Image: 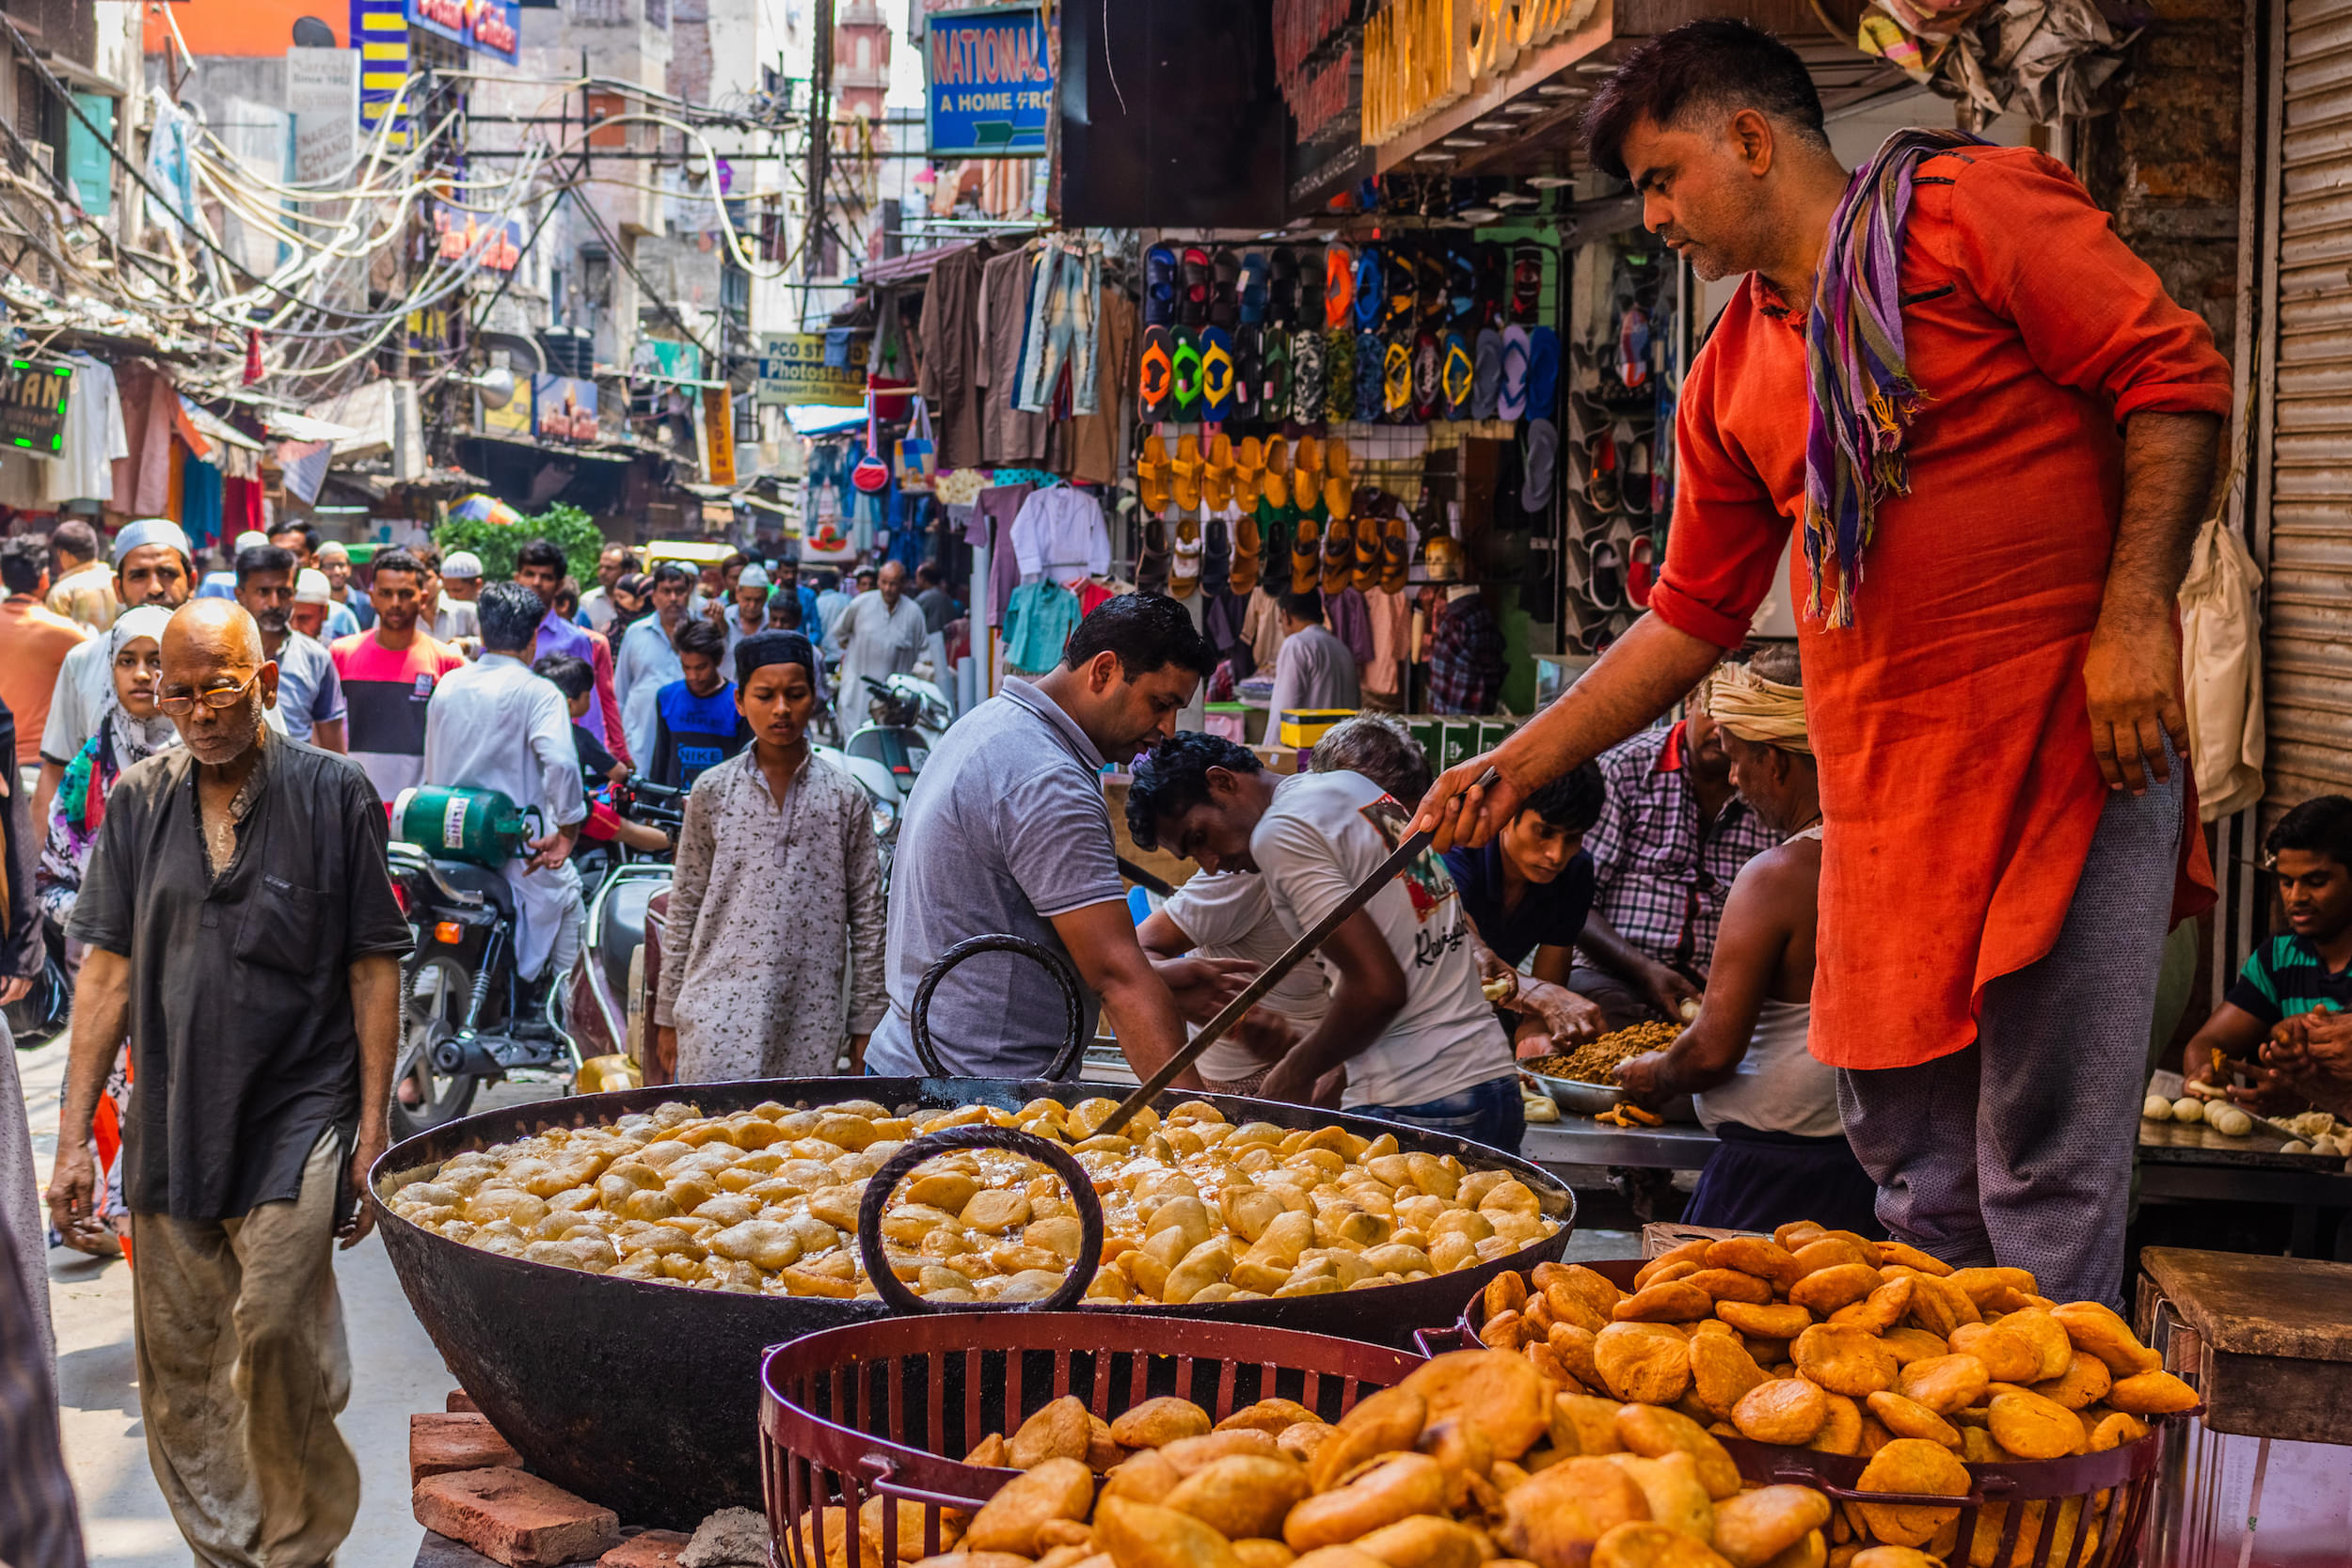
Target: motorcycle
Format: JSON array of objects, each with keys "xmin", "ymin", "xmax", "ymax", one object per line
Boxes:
[
  {"xmin": 387, "ymin": 838, "xmax": 571, "ymax": 1140},
  {"xmin": 561, "ymin": 743, "xmax": 903, "ymax": 1083}
]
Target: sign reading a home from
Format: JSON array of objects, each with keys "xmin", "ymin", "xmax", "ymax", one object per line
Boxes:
[{"xmin": 926, "ymin": 6, "xmax": 1052, "ymax": 159}]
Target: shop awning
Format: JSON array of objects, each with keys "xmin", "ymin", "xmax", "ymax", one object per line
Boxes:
[{"xmin": 854, "ymin": 239, "xmax": 982, "ymax": 290}]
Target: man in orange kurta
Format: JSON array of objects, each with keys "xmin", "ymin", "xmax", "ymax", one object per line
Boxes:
[{"xmin": 1418, "ymin": 21, "xmax": 2229, "ymax": 1305}]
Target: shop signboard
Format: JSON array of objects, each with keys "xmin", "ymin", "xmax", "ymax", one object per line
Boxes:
[
  {"xmin": 405, "ymin": 0, "xmax": 521, "ymax": 64},
  {"xmin": 433, "ymin": 206, "xmax": 524, "ymax": 271},
  {"xmin": 0, "ymin": 359, "xmax": 72, "ymax": 455},
  {"xmin": 286, "ymin": 46, "xmax": 358, "ymax": 182},
  {"xmin": 1359, "ymin": 0, "xmax": 1599, "ymax": 145},
  {"xmin": 532, "ymin": 374, "xmax": 599, "ymax": 442},
  {"xmin": 926, "ymin": 5, "xmax": 1051, "ymax": 158},
  {"xmin": 702, "ymin": 386, "xmax": 737, "ymax": 487},
  {"xmin": 756, "ymin": 333, "xmax": 866, "ymax": 407}
]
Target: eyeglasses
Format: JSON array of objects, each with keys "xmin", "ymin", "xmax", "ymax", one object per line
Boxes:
[{"xmin": 156, "ymin": 672, "xmax": 261, "ymax": 717}]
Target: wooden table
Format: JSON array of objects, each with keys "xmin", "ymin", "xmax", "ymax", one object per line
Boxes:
[{"xmin": 2135, "ymin": 1120, "xmax": 2352, "ymax": 1257}]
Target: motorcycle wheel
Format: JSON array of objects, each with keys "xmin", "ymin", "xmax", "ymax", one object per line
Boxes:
[{"xmin": 391, "ymin": 952, "xmax": 481, "ymax": 1141}]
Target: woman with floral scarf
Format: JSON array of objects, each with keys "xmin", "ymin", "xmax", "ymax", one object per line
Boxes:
[{"xmin": 36, "ymin": 604, "xmax": 176, "ymax": 1254}]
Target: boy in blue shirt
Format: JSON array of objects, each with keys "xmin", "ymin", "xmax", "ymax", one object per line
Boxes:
[{"xmin": 650, "ymin": 618, "xmax": 749, "ymax": 791}]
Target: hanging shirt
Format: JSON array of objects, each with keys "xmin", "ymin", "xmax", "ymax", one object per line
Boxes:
[
  {"xmin": 650, "ymin": 679, "xmax": 750, "ymax": 791},
  {"xmin": 1249, "ymin": 770, "xmax": 1513, "ymax": 1109},
  {"xmin": 330, "ymin": 630, "xmax": 469, "ymax": 802},
  {"xmin": 1652, "ymin": 144, "xmax": 2228, "ymax": 1070},
  {"xmin": 421, "ymin": 652, "xmax": 589, "ymax": 981},
  {"xmin": 1009, "ymin": 486, "xmax": 1110, "ymax": 584},
  {"xmin": 44, "ymin": 356, "xmax": 130, "ymax": 503},
  {"xmin": 1002, "ymin": 580, "xmax": 1080, "ymax": 674}
]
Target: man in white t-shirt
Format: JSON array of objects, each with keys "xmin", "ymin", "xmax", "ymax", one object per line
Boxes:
[
  {"xmin": 1138, "ymin": 872, "xmax": 1330, "ymax": 1096},
  {"xmin": 1126, "ymin": 732, "xmax": 1522, "ymax": 1150}
]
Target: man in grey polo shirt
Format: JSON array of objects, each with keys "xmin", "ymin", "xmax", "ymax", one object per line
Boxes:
[{"xmin": 867, "ymin": 595, "xmax": 1239, "ymax": 1082}]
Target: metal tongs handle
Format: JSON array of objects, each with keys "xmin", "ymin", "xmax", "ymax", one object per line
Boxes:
[{"xmin": 1095, "ymin": 768, "xmax": 1499, "ymax": 1139}]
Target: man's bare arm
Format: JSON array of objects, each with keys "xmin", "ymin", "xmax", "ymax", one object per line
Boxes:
[
  {"xmin": 2085, "ymin": 410, "xmax": 2220, "ymax": 793},
  {"xmin": 1613, "ymin": 854, "xmax": 1793, "ymax": 1101},
  {"xmin": 342, "ymin": 952, "xmax": 402, "ymax": 1246},
  {"xmin": 1415, "ymin": 614, "xmax": 1724, "ymax": 851},
  {"xmin": 46, "ymin": 947, "xmax": 130, "ymax": 1239},
  {"xmin": 1259, "ymin": 911, "xmax": 1405, "ymax": 1105},
  {"xmin": 1050, "ymin": 899, "xmax": 1203, "ymax": 1090}
]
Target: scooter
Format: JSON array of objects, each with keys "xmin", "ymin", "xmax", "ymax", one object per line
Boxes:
[
  {"xmin": 561, "ymin": 743, "xmax": 904, "ymax": 1084},
  {"xmin": 843, "ymin": 671, "xmax": 950, "ymax": 805}
]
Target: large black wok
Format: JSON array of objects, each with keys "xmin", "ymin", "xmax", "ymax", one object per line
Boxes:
[{"xmin": 371, "ymin": 1076, "xmax": 1575, "ymax": 1528}]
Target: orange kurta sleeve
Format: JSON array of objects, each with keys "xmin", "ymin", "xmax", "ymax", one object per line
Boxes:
[{"xmin": 1648, "ymin": 308, "xmax": 1798, "ymax": 652}]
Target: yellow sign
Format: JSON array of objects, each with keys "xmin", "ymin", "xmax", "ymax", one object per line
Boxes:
[
  {"xmin": 755, "ymin": 333, "xmax": 868, "ymax": 408},
  {"xmin": 1361, "ymin": 0, "xmax": 1600, "ymax": 145},
  {"xmin": 702, "ymin": 385, "xmax": 737, "ymax": 487}
]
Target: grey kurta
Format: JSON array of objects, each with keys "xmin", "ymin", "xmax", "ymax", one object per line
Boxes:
[{"xmin": 656, "ymin": 748, "xmax": 886, "ymax": 1081}]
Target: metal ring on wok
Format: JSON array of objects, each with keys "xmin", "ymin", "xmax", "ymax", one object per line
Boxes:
[
  {"xmin": 854, "ymin": 1126, "xmax": 1106, "ymax": 1315},
  {"xmin": 908, "ymin": 934, "xmax": 1088, "ymax": 1081}
]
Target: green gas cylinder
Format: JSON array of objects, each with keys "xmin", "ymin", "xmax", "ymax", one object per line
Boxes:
[{"xmin": 390, "ymin": 785, "xmax": 535, "ymax": 867}]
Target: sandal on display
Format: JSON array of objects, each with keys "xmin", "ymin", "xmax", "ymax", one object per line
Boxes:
[
  {"xmin": 1179, "ymin": 246, "xmax": 1212, "ymax": 326},
  {"xmin": 1172, "ymin": 515, "xmax": 1203, "ymax": 598},
  {"xmin": 1170, "ymin": 329, "xmax": 1205, "ymax": 420},
  {"xmin": 1442, "ymin": 332, "xmax": 1474, "ymax": 421},
  {"xmin": 1268, "ymin": 246, "xmax": 1300, "ymax": 328},
  {"xmin": 1447, "ymin": 246, "xmax": 1478, "ymax": 325},
  {"xmin": 1382, "ymin": 511, "xmax": 1411, "ymax": 594},
  {"xmin": 1291, "ymin": 328, "xmax": 1327, "ymax": 424},
  {"xmin": 1295, "ymin": 434, "xmax": 1324, "ymax": 484},
  {"xmin": 1354, "ymin": 246, "xmax": 1384, "ymax": 332},
  {"xmin": 1291, "ymin": 512, "xmax": 1322, "ymax": 594},
  {"xmin": 1525, "ymin": 325, "xmax": 1560, "ymax": 420},
  {"xmin": 1497, "ymin": 325, "xmax": 1532, "ymax": 421},
  {"xmin": 1210, "ymin": 248, "xmax": 1242, "ymax": 328},
  {"xmin": 1171, "ymin": 434, "xmax": 1205, "ymax": 513},
  {"xmin": 1417, "ymin": 251, "xmax": 1447, "ymax": 330},
  {"xmin": 1323, "ymin": 243, "xmax": 1355, "ymax": 330},
  {"xmin": 1199, "ymin": 326, "xmax": 1237, "ymax": 421},
  {"xmin": 1234, "ymin": 436, "xmax": 1264, "ymax": 503},
  {"xmin": 1137, "ymin": 433, "xmax": 1172, "ymax": 513},
  {"xmin": 1510, "ymin": 243, "xmax": 1543, "ymax": 322},
  {"xmin": 1588, "ymin": 537, "xmax": 1624, "ymax": 610},
  {"xmin": 1231, "ymin": 325, "xmax": 1263, "ymax": 426},
  {"xmin": 1325, "ymin": 435, "xmax": 1351, "ymax": 486},
  {"xmin": 1201, "ymin": 513, "xmax": 1232, "ymax": 596},
  {"xmin": 1138, "ymin": 326, "xmax": 1175, "ymax": 420},
  {"xmin": 1475, "ymin": 241, "xmax": 1507, "ymax": 326},
  {"xmin": 1238, "ymin": 250, "xmax": 1270, "ymax": 325},
  {"xmin": 1471, "ymin": 328, "xmax": 1503, "ymax": 420},
  {"xmin": 1624, "ymin": 436, "xmax": 1653, "ymax": 517},
  {"xmin": 1617, "ymin": 303, "xmax": 1653, "ymax": 389},
  {"xmin": 1136, "ymin": 515, "xmax": 1170, "ymax": 594},
  {"xmin": 1412, "ymin": 331, "xmax": 1440, "ymax": 423},
  {"xmin": 1144, "ymin": 244, "xmax": 1179, "ymax": 329},
  {"xmin": 1356, "ymin": 332, "xmax": 1385, "ymax": 423},
  {"xmin": 1353, "ymin": 494, "xmax": 1384, "ymax": 591},
  {"xmin": 1260, "ymin": 326, "xmax": 1292, "ymax": 420},
  {"xmin": 1381, "ymin": 333, "xmax": 1413, "ymax": 422},
  {"xmin": 1520, "ymin": 418, "xmax": 1559, "ymax": 513},
  {"xmin": 1231, "ymin": 509, "xmax": 1263, "ymax": 594},
  {"xmin": 1327, "ymin": 329, "xmax": 1357, "ymax": 424},
  {"xmin": 1584, "ymin": 426, "xmax": 1618, "ymax": 512},
  {"xmin": 1203, "ymin": 433, "xmax": 1235, "ymax": 512},
  {"xmin": 1321, "ymin": 488, "xmax": 1354, "ymax": 594},
  {"xmin": 1627, "ymin": 534, "xmax": 1656, "ymax": 607}
]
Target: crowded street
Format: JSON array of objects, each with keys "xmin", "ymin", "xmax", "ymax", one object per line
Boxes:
[{"xmin": 6, "ymin": 0, "xmax": 2352, "ymax": 1562}]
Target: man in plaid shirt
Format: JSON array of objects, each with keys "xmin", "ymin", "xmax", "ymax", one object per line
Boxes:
[
  {"xmin": 1573, "ymin": 690, "xmax": 1779, "ymax": 1027},
  {"xmin": 1427, "ymin": 590, "xmax": 1505, "ymax": 714}
]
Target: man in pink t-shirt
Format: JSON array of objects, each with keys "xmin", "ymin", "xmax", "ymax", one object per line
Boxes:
[{"xmin": 330, "ymin": 548, "xmax": 466, "ymax": 801}]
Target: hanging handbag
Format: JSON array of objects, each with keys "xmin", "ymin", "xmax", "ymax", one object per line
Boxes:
[
  {"xmin": 851, "ymin": 392, "xmax": 891, "ymax": 494},
  {"xmin": 894, "ymin": 395, "xmax": 937, "ymax": 493}
]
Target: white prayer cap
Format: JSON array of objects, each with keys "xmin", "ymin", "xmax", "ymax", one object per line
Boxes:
[
  {"xmin": 113, "ymin": 518, "xmax": 192, "ymax": 568},
  {"xmin": 294, "ymin": 568, "xmax": 333, "ymax": 604},
  {"xmin": 441, "ymin": 551, "xmax": 484, "ymax": 579},
  {"xmin": 738, "ymin": 564, "xmax": 771, "ymax": 591}
]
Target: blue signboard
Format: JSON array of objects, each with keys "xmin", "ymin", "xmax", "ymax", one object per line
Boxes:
[
  {"xmin": 926, "ymin": 6, "xmax": 1051, "ymax": 158},
  {"xmin": 405, "ymin": 0, "xmax": 521, "ymax": 64}
]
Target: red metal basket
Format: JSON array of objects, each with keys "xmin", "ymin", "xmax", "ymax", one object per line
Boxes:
[
  {"xmin": 1438, "ymin": 1259, "xmax": 2182, "ymax": 1568},
  {"xmin": 759, "ymin": 1125, "xmax": 1431, "ymax": 1568}
]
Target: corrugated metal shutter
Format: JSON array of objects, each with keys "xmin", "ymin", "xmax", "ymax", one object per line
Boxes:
[{"xmin": 2268, "ymin": 0, "xmax": 2352, "ymax": 808}]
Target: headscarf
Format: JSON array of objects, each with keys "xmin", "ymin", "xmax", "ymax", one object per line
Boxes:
[
  {"xmin": 55, "ymin": 605, "xmax": 180, "ymax": 834},
  {"xmin": 112, "ymin": 517, "xmax": 192, "ymax": 569},
  {"xmin": 1707, "ymin": 660, "xmax": 1810, "ymax": 755},
  {"xmin": 736, "ymin": 630, "xmax": 815, "ymax": 687}
]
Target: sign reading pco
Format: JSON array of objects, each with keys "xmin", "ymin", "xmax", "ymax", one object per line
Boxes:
[{"xmin": 1360, "ymin": 0, "xmax": 1601, "ymax": 145}]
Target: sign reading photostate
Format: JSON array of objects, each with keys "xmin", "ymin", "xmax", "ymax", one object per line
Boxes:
[
  {"xmin": 926, "ymin": 6, "xmax": 1051, "ymax": 158},
  {"xmin": 756, "ymin": 334, "xmax": 866, "ymax": 408}
]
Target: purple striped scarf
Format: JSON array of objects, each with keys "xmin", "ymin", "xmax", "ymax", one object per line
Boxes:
[{"xmin": 1803, "ymin": 128, "xmax": 1988, "ymax": 628}]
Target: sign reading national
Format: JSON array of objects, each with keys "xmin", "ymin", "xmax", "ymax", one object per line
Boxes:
[{"xmin": 926, "ymin": 6, "xmax": 1051, "ymax": 159}]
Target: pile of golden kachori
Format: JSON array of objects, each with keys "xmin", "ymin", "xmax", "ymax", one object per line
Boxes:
[
  {"xmin": 1457, "ymin": 1220, "xmax": 2198, "ymax": 1565},
  {"xmin": 386, "ymin": 1096, "xmax": 1561, "ymax": 1305},
  {"xmin": 801, "ymin": 1347, "xmax": 1882, "ymax": 1568}
]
